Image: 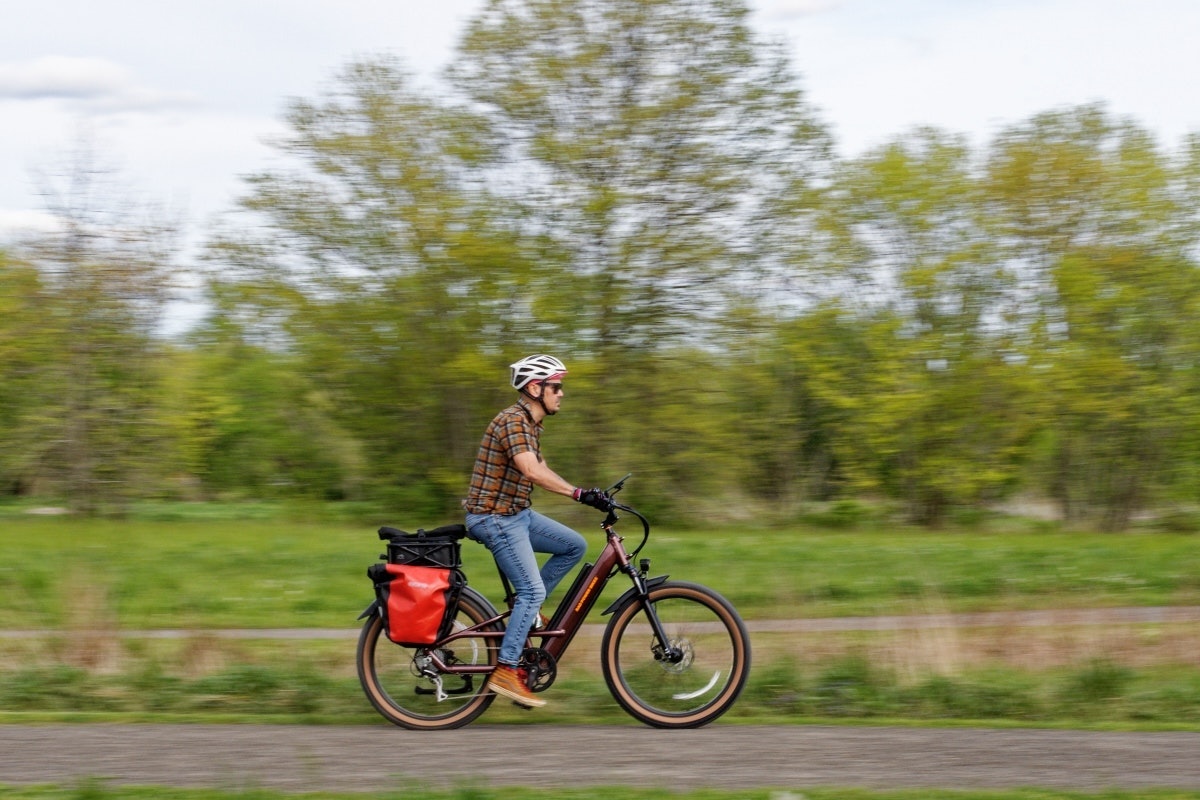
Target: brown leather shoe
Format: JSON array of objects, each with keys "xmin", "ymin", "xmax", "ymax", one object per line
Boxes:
[{"xmin": 487, "ymin": 664, "xmax": 546, "ymax": 708}]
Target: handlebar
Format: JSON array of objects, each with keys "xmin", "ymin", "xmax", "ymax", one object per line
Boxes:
[{"xmin": 598, "ymin": 474, "xmax": 651, "ymax": 559}]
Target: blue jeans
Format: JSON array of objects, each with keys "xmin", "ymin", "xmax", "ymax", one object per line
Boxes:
[{"xmin": 465, "ymin": 509, "xmax": 587, "ymax": 666}]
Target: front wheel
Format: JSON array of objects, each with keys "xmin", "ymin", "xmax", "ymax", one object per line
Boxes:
[
  {"xmin": 357, "ymin": 586, "xmax": 501, "ymax": 730},
  {"xmin": 601, "ymin": 580, "xmax": 750, "ymax": 728}
]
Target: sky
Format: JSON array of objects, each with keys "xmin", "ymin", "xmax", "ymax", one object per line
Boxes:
[{"xmin": 3, "ymin": 0, "xmax": 1199, "ymax": 251}]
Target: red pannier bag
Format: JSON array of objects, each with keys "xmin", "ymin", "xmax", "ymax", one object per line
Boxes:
[
  {"xmin": 368, "ymin": 525, "xmax": 467, "ymax": 646},
  {"xmin": 370, "ymin": 562, "xmax": 465, "ymax": 646}
]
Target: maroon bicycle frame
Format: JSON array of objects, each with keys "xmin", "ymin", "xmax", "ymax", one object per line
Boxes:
[{"xmin": 422, "ymin": 520, "xmax": 654, "ymax": 675}]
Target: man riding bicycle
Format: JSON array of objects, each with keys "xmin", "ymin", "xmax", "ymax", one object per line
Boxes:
[{"xmin": 463, "ymin": 354, "xmax": 612, "ymax": 708}]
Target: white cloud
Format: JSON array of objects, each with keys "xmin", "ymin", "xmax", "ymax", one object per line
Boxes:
[
  {"xmin": 0, "ymin": 56, "xmax": 128, "ymax": 99},
  {"xmin": 0, "ymin": 56, "xmax": 196, "ymax": 112}
]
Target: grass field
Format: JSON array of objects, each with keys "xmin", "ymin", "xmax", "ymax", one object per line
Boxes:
[
  {"xmin": 1, "ymin": 503, "xmax": 1199, "ymax": 727},
  {"xmin": 3, "ymin": 506, "xmax": 1200, "ymax": 630}
]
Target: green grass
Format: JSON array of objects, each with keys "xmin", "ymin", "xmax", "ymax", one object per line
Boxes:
[
  {"xmin": 2, "ymin": 510, "xmax": 1200, "ymax": 630},
  {"xmin": 735, "ymin": 655, "xmax": 1200, "ymax": 726},
  {"xmin": 2, "ymin": 503, "xmax": 1200, "ymax": 729},
  {"xmin": 3, "ymin": 783, "xmax": 1200, "ymax": 800},
  {"xmin": 4, "ymin": 641, "xmax": 1200, "ymax": 728}
]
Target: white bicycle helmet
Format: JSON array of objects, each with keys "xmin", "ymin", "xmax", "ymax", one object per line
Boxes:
[{"xmin": 509, "ymin": 354, "xmax": 567, "ymax": 391}]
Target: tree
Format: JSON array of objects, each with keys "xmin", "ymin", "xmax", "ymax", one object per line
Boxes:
[
  {"xmin": 785, "ymin": 129, "xmax": 1032, "ymax": 523},
  {"xmin": 8, "ymin": 145, "xmax": 180, "ymax": 513},
  {"xmin": 207, "ymin": 58, "xmax": 539, "ymax": 512},
  {"xmin": 157, "ymin": 323, "xmax": 367, "ymax": 501},
  {"xmin": 0, "ymin": 251, "xmax": 47, "ymax": 495},
  {"xmin": 984, "ymin": 105, "xmax": 1200, "ymax": 528},
  {"xmin": 450, "ymin": 0, "xmax": 831, "ymax": 484}
]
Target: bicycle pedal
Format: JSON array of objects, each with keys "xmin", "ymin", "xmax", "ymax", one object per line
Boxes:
[{"xmin": 512, "ymin": 700, "xmax": 535, "ymax": 710}]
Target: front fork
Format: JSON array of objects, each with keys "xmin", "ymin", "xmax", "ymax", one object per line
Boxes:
[{"xmin": 610, "ymin": 559, "xmax": 685, "ymax": 664}]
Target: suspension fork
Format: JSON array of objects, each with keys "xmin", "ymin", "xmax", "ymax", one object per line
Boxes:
[
  {"xmin": 630, "ymin": 572, "xmax": 685, "ymax": 663},
  {"xmin": 602, "ymin": 530, "xmax": 683, "ymax": 663}
]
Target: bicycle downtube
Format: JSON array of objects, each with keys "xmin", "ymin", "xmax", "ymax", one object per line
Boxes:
[{"xmin": 541, "ymin": 546, "xmax": 618, "ymax": 660}]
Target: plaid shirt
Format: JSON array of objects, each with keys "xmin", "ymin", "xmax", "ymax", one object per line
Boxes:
[{"xmin": 463, "ymin": 398, "xmax": 543, "ymax": 515}]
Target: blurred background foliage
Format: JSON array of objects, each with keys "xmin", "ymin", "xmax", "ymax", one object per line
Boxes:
[{"xmin": 2, "ymin": 0, "xmax": 1199, "ymax": 530}]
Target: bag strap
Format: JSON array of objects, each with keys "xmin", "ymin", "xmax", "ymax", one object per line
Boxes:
[
  {"xmin": 378, "ymin": 524, "xmax": 467, "ymax": 542},
  {"xmin": 419, "ymin": 524, "xmax": 468, "ymax": 540}
]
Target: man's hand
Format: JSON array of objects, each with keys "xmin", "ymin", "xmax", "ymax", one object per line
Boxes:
[{"xmin": 574, "ymin": 487, "xmax": 614, "ymax": 512}]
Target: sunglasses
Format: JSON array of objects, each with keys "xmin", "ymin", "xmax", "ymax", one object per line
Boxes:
[{"xmin": 541, "ymin": 382, "xmax": 564, "ymax": 394}]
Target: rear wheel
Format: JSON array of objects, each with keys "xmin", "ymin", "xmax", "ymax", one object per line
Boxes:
[
  {"xmin": 601, "ymin": 581, "xmax": 750, "ymax": 728},
  {"xmin": 357, "ymin": 587, "xmax": 501, "ymax": 730}
]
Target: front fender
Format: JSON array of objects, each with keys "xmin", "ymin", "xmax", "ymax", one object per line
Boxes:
[
  {"xmin": 601, "ymin": 575, "xmax": 669, "ymax": 615},
  {"xmin": 357, "ymin": 599, "xmax": 379, "ymax": 621}
]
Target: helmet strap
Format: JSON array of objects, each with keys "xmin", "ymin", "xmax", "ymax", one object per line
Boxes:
[{"xmin": 523, "ymin": 383, "xmax": 556, "ymax": 416}]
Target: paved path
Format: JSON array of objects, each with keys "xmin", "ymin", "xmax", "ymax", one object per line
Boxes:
[{"xmin": 3, "ymin": 724, "xmax": 1200, "ymax": 792}]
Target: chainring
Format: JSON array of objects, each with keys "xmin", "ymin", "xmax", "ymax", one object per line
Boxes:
[{"xmin": 519, "ymin": 647, "xmax": 558, "ymax": 692}]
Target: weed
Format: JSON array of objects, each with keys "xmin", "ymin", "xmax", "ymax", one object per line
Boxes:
[{"xmin": 1060, "ymin": 659, "xmax": 1135, "ymax": 705}]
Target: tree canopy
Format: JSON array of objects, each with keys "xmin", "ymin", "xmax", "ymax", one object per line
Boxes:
[{"xmin": 3, "ymin": 0, "xmax": 1198, "ymax": 529}]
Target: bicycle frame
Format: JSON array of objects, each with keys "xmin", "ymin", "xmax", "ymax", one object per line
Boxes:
[
  {"xmin": 357, "ymin": 477, "xmax": 750, "ymax": 729},
  {"xmin": 419, "ymin": 504, "xmax": 668, "ymax": 676}
]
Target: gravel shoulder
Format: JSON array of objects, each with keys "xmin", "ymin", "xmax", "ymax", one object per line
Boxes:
[{"xmin": 4, "ymin": 723, "xmax": 1200, "ymax": 792}]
